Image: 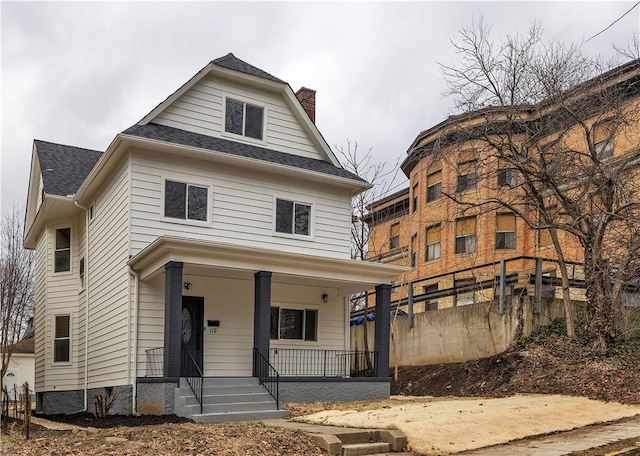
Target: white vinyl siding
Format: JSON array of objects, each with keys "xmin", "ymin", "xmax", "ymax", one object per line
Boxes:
[
  {"xmin": 85, "ymin": 159, "xmax": 131, "ymax": 388},
  {"xmin": 34, "ymin": 231, "xmax": 47, "ymax": 391},
  {"xmin": 129, "ymin": 150, "xmax": 352, "ymax": 259},
  {"xmin": 43, "ymin": 219, "xmax": 80, "ymax": 390},
  {"xmin": 136, "ymin": 275, "xmax": 346, "ymax": 378},
  {"xmin": 152, "ymin": 75, "xmax": 322, "ymax": 160}
]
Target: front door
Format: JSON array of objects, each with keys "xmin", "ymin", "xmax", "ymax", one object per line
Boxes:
[{"xmin": 181, "ymin": 296, "xmax": 204, "ymax": 376}]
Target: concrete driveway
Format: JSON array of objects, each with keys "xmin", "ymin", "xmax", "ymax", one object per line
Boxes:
[{"xmin": 295, "ymin": 395, "xmax": 640, "ymax": 455}]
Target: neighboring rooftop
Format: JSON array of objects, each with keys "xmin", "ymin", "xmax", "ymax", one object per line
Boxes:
[
  {"xmin": 3, "ymin": 338, "xmax": 34, "ymax": 354},
  {"xmin": 122, "ymin": 123, "xmax": 366, "ymax": 183},
  {"xmin": 35, "ymin": 140, "xmax": 103, "ymax": 197},
  {"xmin": 211, "ymin": 53, "xmax": 285, "ymax": 84}
]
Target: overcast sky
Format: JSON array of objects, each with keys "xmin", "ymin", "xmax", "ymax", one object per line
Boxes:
[{"xmin": 2, "ymin": 1, "xmax": 639, "ymax": 212}]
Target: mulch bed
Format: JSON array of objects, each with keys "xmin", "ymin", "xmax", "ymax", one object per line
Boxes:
[{"xmin": 41, "ymin": 412, "xmax": 192, "ymax": 429}]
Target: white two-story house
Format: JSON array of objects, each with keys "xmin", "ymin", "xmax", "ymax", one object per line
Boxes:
[{"xmin": 23, "ymin": 54, "xmax": 406, "ymax": 421}]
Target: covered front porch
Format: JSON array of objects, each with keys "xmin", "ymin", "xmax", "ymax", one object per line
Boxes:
[{"xmin": 129, "ymin": 237, "xmax": 407, "ymax": 416}]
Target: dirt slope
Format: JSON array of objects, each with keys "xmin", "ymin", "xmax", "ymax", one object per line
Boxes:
[{"xmin": 391, "ymin": 325, "xmax": 640, "ymax": 405}]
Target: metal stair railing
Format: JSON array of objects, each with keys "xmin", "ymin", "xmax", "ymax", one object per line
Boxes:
[{"xmin": 253, "ymin": 348, "xmax": 280, "ymax": 409}]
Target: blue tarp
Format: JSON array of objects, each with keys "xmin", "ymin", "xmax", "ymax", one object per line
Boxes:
[{"xmin": 349, "ymin": 309, "xmax": 407, "ymax": 326}]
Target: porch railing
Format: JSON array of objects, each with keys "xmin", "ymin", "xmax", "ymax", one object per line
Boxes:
[
  {"xmin": 269, "ymin": 349, "xmax": 377, "ymax": 378},
  {"xmin": 181, "ymin": 348, "xmax": 203, "ymax": 415},
  {"xmin": 145, "ymin": 348, "xmax": 163, "ymax": 377},
  {"xmin": 253, "ymin": 348, "xmax": 280, "ymax": 409}
]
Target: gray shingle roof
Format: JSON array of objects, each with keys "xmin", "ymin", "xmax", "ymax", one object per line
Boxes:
[
  {"xmin": 212, "ymin": 53, "xmax": 285, "ymax": 84},
  {"xmin": 34, "ymin": 140, "xmax": 103, "ymax": 196},
  {"xmin": 122, "ymin": 123, "xmax": 366, "ymax": 183}
]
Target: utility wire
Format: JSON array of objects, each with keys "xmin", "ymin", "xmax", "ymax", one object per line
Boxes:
[{"xmin": 586, "ymin": 2, "xmax": 640, "ymax": 42}]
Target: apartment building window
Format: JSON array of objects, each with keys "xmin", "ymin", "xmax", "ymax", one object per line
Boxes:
[
  {"xmin": 593, "ymin": 119, "xmax": 614, "ymax": 160},
  {"xmin": 410, "ymin": 234, "xmax": 417, "ymax": 267},
  {"xmin": 225, "ymin": 98, "xmax": 264, "ymax": 140},
  {"xmin": 423, "ymin": 284, "xmax": 439, "ymax": 311},
  {"xmin": 455, "ymin": 216, "xmax": 477, "ymax": 254},
  {"xmin": 164, "ymin": 180, "xmax": 209, "ymax": 222},
  {"xmin": 427, "ymin": 170, "xmax": 442, "ymax": 202},
  {"xmin": 54, "ymin": 315, "xmax": 70, "ymax": 363},
  {"xmin": 270, "ymin": 307, "xmax": 317, "ymax": 341},
  {"xmin": 425, "ymin": 224, "xmax": 441, "ymax": 261},
  {"xmin": 54, "ymin": 228, "xmax": 71, "ymax": 273},
  {"xmin": 496, "ymin": 213, "xmax": 516, "ymax": 250},
  {"xmin": 455, "ymin": 279, "xmax": 476, "ymax": 306},
  {"xmin": 497, "ymin": 168, "xmax": 518, "ymax": 188},
  {"xmin": 457, "ymin": 160, "xmax": 478, "ymax": 193},
  {"xmin": 275, "ymin": 198, "xmax": 311, "ymax": 236},
  {"xmin": 389, "ymin": 223, "xmax": 400, "ymax": 250},
  {"xmin": 412, "ymin": 183, "xmax": 419, "ymax": 212},
  {"xmin": 79, "ymin": 257, "xmax": 85, "ymax": 289}
]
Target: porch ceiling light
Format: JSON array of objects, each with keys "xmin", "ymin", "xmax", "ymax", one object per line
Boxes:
[
  {"xmin": 322, "ymin": 293, "xmax": 328, "ymax": 303},
  {"xmin": 184, "ymin": 282, "xmax": 192, "ymax": 290}
]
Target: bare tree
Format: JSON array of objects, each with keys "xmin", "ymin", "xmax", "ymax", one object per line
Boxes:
[
  {"xmin": 438, "ymin": 19, "xmax": 640, "ymax": 348},
  {"xmin": 336, "ymin": 139, "xmax": 401, "ymax": 311},
  {"xmin": 1, "ymin": 205, "xmax": 34, "ymax": 390}
]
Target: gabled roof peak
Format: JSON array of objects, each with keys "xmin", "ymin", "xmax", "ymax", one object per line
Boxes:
[{"xmin": 211, "ymin": 53, "xmax": 285, "ymax": 84}]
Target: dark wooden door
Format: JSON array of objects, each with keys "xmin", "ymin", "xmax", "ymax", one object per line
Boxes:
[{"xmin": 181, "ymin": 296, "xmax": 204, "ymax": 375}]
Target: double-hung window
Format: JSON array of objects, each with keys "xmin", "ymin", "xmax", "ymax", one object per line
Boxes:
[
  {"xmin": 270, "ymin": 307, "xmax": 318, "ymax": 341},
  {"xmin": 457, "ymin": 160, "xmax": 478, "ymax": 193},
  {"xmin": 455, "ymin": 279, "xmax": 476, "ymax": 306},
  {"xmin": 79, "ymin": 258, "xmax": 85, "ymax": 289},
  {"xmin": 164, "ymin": 180, "xmax": 209, "ymax": 222},
  {"xmin": 225, "ymin": 99, "xmax": 264, "ymax": 140},
  {"xmin": 54, "ymin": 315, "xmax": 70, "ymax": 363},
  {"xmin": 497, "ymin": 168, "xmax": 518, "ymax": 188},
  {"xmin": 389, "ymin": 222, "xmax": 400, "ymax": 250},
  {"xmin": 495, "ymin": 213, "xmax": 516, "ymax": 250},
  {"xmin": 412, "ymin": 183, "xmax": 419, "ymax": 212},
  {"xmin": 423, "ymin": 284, "xmax": 439, "ymax": 311},
  {"xmin": 426, "ymin": 168, "xmax": 442, "ymax": 202},
  {"xmin": 455, "ymin": 216, "xmax": 477, "ymax": 254},
  {"xmin": 410, "ymin": 234, "xmax": 417, "ymax": 267},
  {"xmin": 54, "ymin": 228, "xmax": 71, "ymax": 273},
  {"xmin": 275, "ymin": 198, "xmax": 311, "ymax": 236},
  {"xmin": 425, "ymin": 224, "xmax": 441, "ymax": 261},
  {"xmin": 593, "ymin": 120, "xmax": 615, "ymax": 160}
]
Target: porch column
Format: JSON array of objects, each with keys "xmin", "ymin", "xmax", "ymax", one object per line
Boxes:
[
  {"xmin": 164, "ymin": 261, "xmax": 183, "ymax": 379},
  {"xmin": 374, "ymin": 284, "xmax": 391, "ymax": 378},
  {"xmin": 253, "ymin": 271, "xmax": 272, "ymax": 375}
]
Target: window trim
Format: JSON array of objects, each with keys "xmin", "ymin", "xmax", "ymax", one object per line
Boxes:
[
  {"xmin": 53, "ymin": 226, "xmax": 72, "ymax": 274},
  {"xmin": 222, "ymin": 94, "xmax": 267, "ymax": 145},
  {"xmin": 272, "ymin": 196, "xmax": 315, "ymax": 240},
  {"xmin": 161, "ymin": 176, "xmax": 212, "ymax": 227},
  {"xmin": 270, "ymin": 306, "xmax": 319, "ymax": 343},
  {"xmin": 53, "ymin": 314, "xmax": 71, "ymax": 365}
]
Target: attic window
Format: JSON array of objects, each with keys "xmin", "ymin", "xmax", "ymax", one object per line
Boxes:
[{"xmin": 225, "ymin": 99, "xmax": 264, "ymax": 140}]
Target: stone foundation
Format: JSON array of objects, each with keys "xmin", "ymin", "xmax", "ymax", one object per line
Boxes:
[{"xmin": 278, "ymin": 378, "xmax": 390, "ymax": 403}]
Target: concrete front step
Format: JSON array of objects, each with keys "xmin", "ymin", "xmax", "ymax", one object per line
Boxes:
[
  {"xmin": 190, "ymin": 409, "xmax": 290, "ymax": 423},
  {"xmin": 180, "ymin": 377, "xmax": 260, "ymax": 388},
  {"xmin": 182, "ymin": 392, "xmax": 272, "ymax": 406},
  {"xmin": 184, "ymin": 400, "xmax": 280, "ymax": 415},
  {"xmin": 342, "ymin": 442, "xmax": 392, "ymax": 456}
]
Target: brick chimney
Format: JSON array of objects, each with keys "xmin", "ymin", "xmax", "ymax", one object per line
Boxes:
[{"xmin": 295, "ymin": 87, "xmax": 316, "ymax": 123}]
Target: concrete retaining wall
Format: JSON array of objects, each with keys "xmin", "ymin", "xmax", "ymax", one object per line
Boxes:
[{"xmin": 352, "ymin": 297, "xmax": 582, "ymax": 366}]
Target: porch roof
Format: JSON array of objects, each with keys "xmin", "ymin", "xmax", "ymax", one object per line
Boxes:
[{"xmin": 128, "ymin": 236, "xmax": 409, "ymax": 295}]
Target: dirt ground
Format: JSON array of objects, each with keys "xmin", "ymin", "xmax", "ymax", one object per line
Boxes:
[{"xmin": 0, "ymin": 415, "xmax": 325, "ymax": 456}]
